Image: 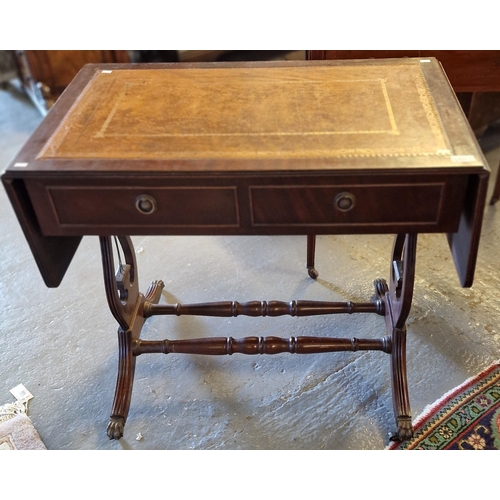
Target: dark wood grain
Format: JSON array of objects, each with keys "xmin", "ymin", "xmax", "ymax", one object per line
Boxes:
[
  {"xmin": 1, "ymin": 177, "xmax": 81, "ymax": 287},
  {"xmin": 22, "ymin": 173, "xmax": 468, "ymax": 237},
  {"xmin": 144, "ymin": 299, "xmax": 384, "ymax": 317},
  {"xmin": 133, "ymin": 336, "xmax": 392, "ymax": 356}
]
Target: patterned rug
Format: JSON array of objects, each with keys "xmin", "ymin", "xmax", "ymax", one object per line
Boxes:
[
  {"xmin": 0, "ymin": 400, "xmax": 46, "ymax": 450},
  {"xmin": 388, "ymin": 360, "xmax": 500, "ymax": 450}
]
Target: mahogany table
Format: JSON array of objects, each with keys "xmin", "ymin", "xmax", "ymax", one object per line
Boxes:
[{"xmin": 1, "ymin": 59, "xmax": 489, "ymax": 442}]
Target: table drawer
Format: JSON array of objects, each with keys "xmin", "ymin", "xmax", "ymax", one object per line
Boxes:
[
  {"xmin": 26, "ymin": 183, "xmax": 240, "ymax": 235},
  {"xmin": 250, "ymin": 180, "xmax": 467, "ymax": 231}
]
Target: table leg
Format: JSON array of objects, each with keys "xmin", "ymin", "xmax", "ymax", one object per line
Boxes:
[
  {"xmin": 376, "ymin": 233, "xmax": 417, "ymax": 441},
  {"xmin": 100, "ymin": 235, "xmax": 164, "ymax": 440},
  {"xmin": 107, "ymin": 328, "xmax": 135, "ymax": 439},
  {"xmin": 306, "ymin": 234, "xmax": 319, "ymax": 279}
]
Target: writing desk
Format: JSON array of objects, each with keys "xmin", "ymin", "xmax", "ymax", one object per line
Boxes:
[{"xmin": 1, "ymin": 59, "xmax": 489, "ymax": 442}]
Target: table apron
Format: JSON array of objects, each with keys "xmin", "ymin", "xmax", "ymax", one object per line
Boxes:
[{"xmin": 24, "ymin": 173, "xmax": 470, "ymax": 236}]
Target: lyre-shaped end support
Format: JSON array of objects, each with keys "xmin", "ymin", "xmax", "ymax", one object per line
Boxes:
[
  {"xmin": 100, "ymin": 236, "xmax": 139, "ymax": 332},
  {"xmin": 381, "ymin": 234, "xmax": 418, "ymax": 442},
  {"xmin": 100, "ymin": 236, "xmax": 166, "ymax": 440},
  {"xmin": 99, "ymin": 233, "xmax": 418, "ymax": 442}
]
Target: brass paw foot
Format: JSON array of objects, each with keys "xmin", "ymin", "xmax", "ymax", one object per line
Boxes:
[
  {"xmin": 390, "ymin": 416, "xmax": 413, "ymax": 442},
  {"xmin": 107, "ymin": 417, "xmax": 125, "ymax": 440}
]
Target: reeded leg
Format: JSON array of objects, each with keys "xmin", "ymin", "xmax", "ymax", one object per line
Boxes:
[
  {"xmin": 390, "ymin": 327, "xmax": 413, "ymax": 440},
  {"xmin": 374, "ymin": 274, "xmax": 413, "ymax": 439},
  {"xmin": 100, "ymin": 236, "xmax": 142, "ymax": 440},
  {"xmin": 107, "ymin": 328, "xmax": 136, "ymax": 440},
  {"xmin": 307, "ymin": 234, "xmax": 319, "ymax": 279},
  {"xmin": 383, "ymin": 233, "xmax": 417, "ymax": 441}
]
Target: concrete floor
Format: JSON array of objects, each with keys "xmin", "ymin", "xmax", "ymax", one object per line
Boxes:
[{"xmin": 1, "ymin": 78, "xmax": 500, "ymax": 451}]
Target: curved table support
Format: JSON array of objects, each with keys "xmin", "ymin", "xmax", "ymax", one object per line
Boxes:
[
  {"xmin": 100, "ymin": 235, "xmax": 164, "ymax": 440},
  {"xmin": 100, "ymin": 233, "xmax": 418, "ymax": 442},
  {"xmin": 377, "ymin": 233, "xmax": 417, "ymax": 441},
  {"xmin": 107, "ymin": 328, "xmax": 135, "ymax": 440}
]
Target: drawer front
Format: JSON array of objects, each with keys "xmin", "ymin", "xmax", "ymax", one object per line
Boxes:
[
  {"xmin": 28, "ymin": 184, "xmax": 239, "ymax": 234},
  {"xmin": 250, "ymin": 181, "xmax": 463, "ymax": 231}
]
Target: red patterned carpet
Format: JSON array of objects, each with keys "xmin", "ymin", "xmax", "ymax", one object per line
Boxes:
[{"xmin": 388, "ymin": 360, "xmax": 500, "ymax": 450}]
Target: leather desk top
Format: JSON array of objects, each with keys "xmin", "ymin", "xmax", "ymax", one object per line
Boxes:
[{"xmin": 1, "ymin": 59, "xmax": 490, "ymax": 288}]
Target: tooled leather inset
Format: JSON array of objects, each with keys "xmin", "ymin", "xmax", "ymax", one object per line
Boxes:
[{"xmin": 38, "ymin": 63, "xmax": 451, "ymax": 161}]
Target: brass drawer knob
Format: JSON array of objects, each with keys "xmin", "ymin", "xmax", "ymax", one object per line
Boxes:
[
  {"xmin": 135, "ymin": 194, "xmax": 157, "ymax": 215},
  {"xmin": 334, "ymin": 192, "xmax": 356, "ymax": 212}
]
